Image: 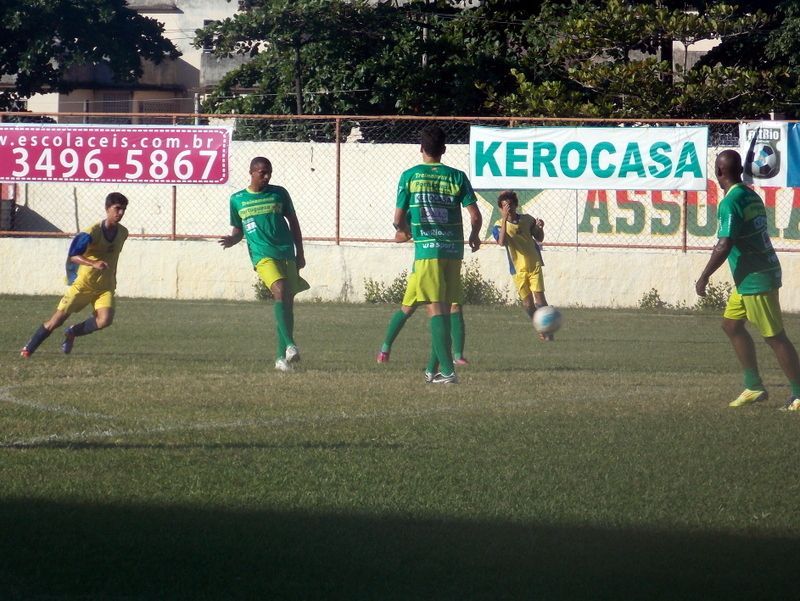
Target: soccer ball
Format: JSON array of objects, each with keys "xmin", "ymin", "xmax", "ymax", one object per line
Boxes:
[
  {"xmin": 747, "ymin": 144, "xmax": 780, "ymax": 179},
  {"xmin": 533, "ymin": 305, "xmax": 562, "ymax": 334}
]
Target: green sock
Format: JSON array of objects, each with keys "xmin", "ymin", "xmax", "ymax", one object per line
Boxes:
[
  {"xmin": 790, "ymin": 380, "xmax": 800, "ymax": 398},
  {"xmin": 743, "ymin": 368, "xmax": 763, "ymax": 390},
  {"xmin": 431, "ymin": 315, "xmax": 454, "ymax": 376},
  {"xmin": 274, "ymin": 301, "xmax": 290, "ymax": 358},
  {"xmin": 382, "ymin": 310, "xmax": 410, "ymax": 353},
  {"xmin": 427, "ymin": 343, "xmax": 438, "ymax": 375},
  {"xmin": 450, "ymin": 311, "xmax": 465, "ymax": 359},
  {"xmin": 285, "ymin": 302, "xmax": 295, "ymax": 343}
]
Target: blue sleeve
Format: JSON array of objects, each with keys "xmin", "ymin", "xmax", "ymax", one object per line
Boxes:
[
  {"xmin": 68, "ymin": 232, "xmax": 91, "ymax": 257},
  {"xmin": 491, "ymin": 224, "xmax": 501, "ymax": 241},
  {"xmin": 65, "ymin": 232, "xmax": 91, "ymax": 284}
]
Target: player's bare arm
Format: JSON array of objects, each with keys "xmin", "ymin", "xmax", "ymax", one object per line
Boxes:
[
  {"xmin": 532, "ymin": 218, "xmax": 545, "ymax": 242},
  {"xmin": 286, "ymin": 213, "xmax": 306, "ymax": 269},
  {"xmin": 218, "ymin": 227, "xmax": 243, "ymax": 249},
  {"xmin": 467, "ymin": 203, "xmax": 482, "ymax": 253},
  {"xmin": 496, "ymin": 203, "xmax": 510, "ymax": 246},
  {"xmin": 393, "ymin": 207, "xmax": 411, "ymax": 243},
  {"xmin": 696, "ymin": 237, "xmax": 733, "ymax": 296},
  {"xmin": 69, "ymin": 255, "xmax": 108, "ymax": 271}
]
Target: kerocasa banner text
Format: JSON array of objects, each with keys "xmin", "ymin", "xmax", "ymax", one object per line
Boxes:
[{"xmin": 469, "ymin": 125, "xmax": 708, "ymax": 191}]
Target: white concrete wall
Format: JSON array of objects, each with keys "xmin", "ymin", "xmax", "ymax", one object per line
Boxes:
[{"xmin": 4, "ymin": 236, "xmax": 800, "ymax": 310}]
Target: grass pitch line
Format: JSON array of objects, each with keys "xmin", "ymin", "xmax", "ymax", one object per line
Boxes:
[
  {"xmin": 0, "ymin": 386, "xmax": 116, "ymax": 420},
  {"xmin": 0, "ymin": 398, "xmax": 534, "ymax": 449}
]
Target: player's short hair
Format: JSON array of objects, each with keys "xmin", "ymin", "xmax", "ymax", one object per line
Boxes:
[
  {"xmin": 105, "ymin": 192, "xmax": 129, "ymax": 208},
  {"xmin": 420, "ymin": 126, "xmax": 446, "ymax": 156},
  {"xmin": 250, "ymin": 156, "xmax": 272, "ymax": 172},
  {"xmin": 497, "ymin": 190, "xmax": 519, "ymax": 206}
]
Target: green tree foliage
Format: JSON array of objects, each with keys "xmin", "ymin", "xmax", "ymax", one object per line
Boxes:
[
  {"xmin": 196, "ymin": 0, "xmax": 800, "ymax": 120},
  {"xmin": 0, "ymin": 0, "xmax": 178, "ymax": 110},
  {"xmin": 196, "ymin": 0, "xmax": 547, "ymax": 117},
  {"xmin": 486, "ymin": 0, "xmax": 790, "ymax": 119}
]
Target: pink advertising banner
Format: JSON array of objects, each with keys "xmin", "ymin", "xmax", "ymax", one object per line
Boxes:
[{"xmin": 0, "ymin": 125, "xmax": 230, "ymax": 184}]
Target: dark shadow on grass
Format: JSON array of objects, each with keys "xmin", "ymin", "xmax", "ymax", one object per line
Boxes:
[{"xmin": 1, "ymin": 498, "xmax": 798, "ymax": 601}]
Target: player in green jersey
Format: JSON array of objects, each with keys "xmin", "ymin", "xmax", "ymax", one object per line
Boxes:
[
  {"xmin": 393, "ymin": 126, "xmax": 482, "ymax": 383},
  {"xmin": 220, "ymin": 157, "xmax": 309, "ymax": 372},
  {"xmin": 696, "ymin": 149, "xmax": 800, "ymax": 410}
]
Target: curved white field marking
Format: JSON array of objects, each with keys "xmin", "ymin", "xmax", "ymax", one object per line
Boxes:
[
  {"xmin": 0, "ymin": 394, "xmax": 540, "ymax": 449},
  {"xmin": 0, "ymin": 386, "xmax": 116, "ymax": 420}
]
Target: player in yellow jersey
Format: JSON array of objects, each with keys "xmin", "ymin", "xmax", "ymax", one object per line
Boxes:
[
  {"xmin": 20, "ymin": 192, "xmax": 129, "ymax": 357},
  {"xmin": 492, "ymin": 190, "xmax": 554, "ymax": 341}
]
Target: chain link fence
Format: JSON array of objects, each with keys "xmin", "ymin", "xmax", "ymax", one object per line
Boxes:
[{"xmin": 3, "ymin": 113, "xmax": 799, "ymax": 252}]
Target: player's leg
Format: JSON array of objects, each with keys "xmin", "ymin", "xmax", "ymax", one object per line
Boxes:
[
  {"xmin": 529, "ymin": 266, "xmax": 553, "ymax": 341},
  {"xmin": 745, "ymin": 290, "xmax": 800, "ymax": 409},
  {"xmin": 378, "ymin": 304, "xmax": 416, "ymax": 363},
  {"xmin": 62, "ymin": 293, "xmax": 115, "ymax": 354},
  {"xmin": 378, "ymin": 271, "xmax": 419, "ymax": 362},
  {"xmin": 256, "ymin": 258, "xmax": 293, "ymax": 370},
  {"xmin": 270, "ymin": 278, "xmax": 294, "ymax": 362},
  {"xmin": 515, "ymin": 272, "xmax": 535, "ymax": 319},
  {"xmin": 723, "ymin": 290, "xmax": 766, "ymax": 406},
  {"xmin": 533, "ymin": 292, "xmax": 553, "ymax": 342},
  {"xmin": 21, "ymin": 308, "xmax": 70, "ymax": 357},
  {"xmin": 764, "ymin": 330, "xmax": 800, "ymax": 394},
  {"xmin": 281, "ymin": 259, "xmax": 309, "ymax": 364},
  {"xmin": 450, "ymin": 304, "xmax": 468, "ymax": 365},
  {"xmin": 418, "ymin": 259, "xmax": 455, "ymax": 382}
]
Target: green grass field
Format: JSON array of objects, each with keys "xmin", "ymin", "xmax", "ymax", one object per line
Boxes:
[{"xmin": 2, "ymin": 295, "xmax": 799, "ymax": 600}]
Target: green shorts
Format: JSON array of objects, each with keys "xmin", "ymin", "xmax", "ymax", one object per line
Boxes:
[
  {"xmin": 255, "ymin": 258, "xmax": 310, "ymax": 295},
  {"xmin": 412, "ymin": 258, "xmax": 463, "ymax": 305},
  {"xmin": 723, "ymin": 288, "xmax": 784, "ymax": 338}
]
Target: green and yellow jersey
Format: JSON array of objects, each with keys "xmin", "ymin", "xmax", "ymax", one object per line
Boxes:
[
  {"xmin": 717, "ymin": 183, "xmax": 781, "ymax": 294},
  {"xmin": 230, "ymin": 185, "xmax": 297, "ymax": 267},
  {"xmin": 395, "ymin": 163, "xmax": 477, "ymax": 260},
  {"xmin": 65, "ymin": 221, "xmax": 128, "ymax": 292}
]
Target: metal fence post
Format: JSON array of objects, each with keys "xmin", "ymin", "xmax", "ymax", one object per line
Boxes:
[{"xmin": 335, "ymin": 117, "xmax": 341, "ymax": 245}]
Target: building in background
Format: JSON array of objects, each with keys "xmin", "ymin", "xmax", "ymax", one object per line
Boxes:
[{"xmin": 25, "ymin": 0, "xmax": 244, "ymax": 123}]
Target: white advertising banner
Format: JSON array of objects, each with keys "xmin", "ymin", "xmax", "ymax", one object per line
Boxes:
[
  {"xmin": 739, "ymin": 121, "xmax": 788, "ymax": 187},
  {"xmin": 469, "ymin": 125, "xmax": 708, "ymax": 191}
]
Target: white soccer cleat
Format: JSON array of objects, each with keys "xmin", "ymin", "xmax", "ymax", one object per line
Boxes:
[
  {"xmin": 274, "ymin": 358, "xmax": 293, "ymax": 372},
  {"xmin": 431, "ymin": 372, "xmax": 458, "ymax": 384},
  {"xmin": 285, "ymin": 345, "xmax": 300, "ymax": 363}
]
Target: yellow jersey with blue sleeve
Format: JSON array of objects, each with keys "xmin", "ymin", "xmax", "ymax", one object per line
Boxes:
[
  {"xmin": 492, "ymin": 214, "xmax": 543, "ymax": 275},
  {"xmin": 65, "ymin": 221, "xmax": 128, "ymax": 292}
]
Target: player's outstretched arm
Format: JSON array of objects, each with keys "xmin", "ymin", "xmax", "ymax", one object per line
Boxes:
[
  {"xmin": 467, "ymin": 204, "xmax": 482, "ymax": 252},
  {"xmin": 286, "ymin": 213, "xmax": 305, "ymax": 269},
  {"xmin": 219, "ymin": 227, "xmax": 243, "ymax": 249},
  {"xmin": 69, "ymin": 255, "xmax": 108, "ymax": 270},
  {"xmin": 393, "ymin": 208, "xmax": 411, "ymax": 243},
  {"xmin": 696, "ymin": 237, "xmax": 732, "ymax": 296}
]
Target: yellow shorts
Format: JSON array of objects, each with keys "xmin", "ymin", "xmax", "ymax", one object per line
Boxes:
[
  {"xmin": 412, "ymin": 258, "xmax": 463, "ymax": 305},
  {"xmin": 724, "ymin": 288, "xmax": 784, "ymax": 338},
  {"xmin": 57, "ymin": 288, "xmax": 114, "ymax": 315},
  {"xmin": 255, "ymin": 258, "xmax": 310, "ymax": 294},
  {"xmin": 512, "ymin": 266, "xmax": 544, "ymax": 300},
  {"xmin": 401, "ymin": 270, "xmax": 418, "ymax": 307}
]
